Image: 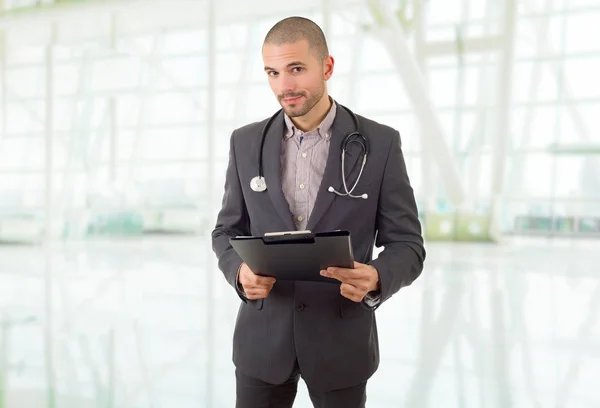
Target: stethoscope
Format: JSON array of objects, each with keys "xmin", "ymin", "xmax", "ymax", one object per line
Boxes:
[{"xmin": 250, "ymin": 104, "xmax": 369, "ymax": 200}]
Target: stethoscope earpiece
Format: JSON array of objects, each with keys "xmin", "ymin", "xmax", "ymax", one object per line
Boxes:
[
  {"xmin": 252, "ymin": 104, "xmax": 369, "ymax": 200},
  {"xmin": 328, "ymin": 186, "xmax": 369, "ymax": 200}
]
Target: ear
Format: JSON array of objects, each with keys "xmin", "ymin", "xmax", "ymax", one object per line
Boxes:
[{"xmin": 323, "ymin": 55, "xmax": 334, "ymax": 81}]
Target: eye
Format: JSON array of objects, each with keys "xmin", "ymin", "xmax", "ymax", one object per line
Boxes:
[
  {"xmin": 267, "ymin": 71, "xmax": 278, "ymax": 77},
  {"xmin": 291, "ymin": 67, "xmax": 304, "ymax": 73}
]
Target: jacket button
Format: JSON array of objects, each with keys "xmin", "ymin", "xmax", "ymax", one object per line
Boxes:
[{"xmin": 296, "ymin": 302, "xmax": 305, "ymax": 311}]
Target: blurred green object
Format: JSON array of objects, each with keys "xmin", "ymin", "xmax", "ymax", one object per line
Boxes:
[
  {"xmin": 548, "ymin": 142, "xmax": 600, "ymax": 155},
  {"xmin": 456, "ymin": 213, "xmax": 492, "ymax": 241},
  {"xmin": 579, "ymin": 218, "xmax": 600, "ymax": 233},
  {"xmin": 424, "ymin": 211, "xmax": 493, "ymax": 242},
  {"xmin": 515, "ymin": 215, "xmax": 552, "ymax": 232},
  {"xmin": 514, "ymin": 215, "xmax": 600, "ymax": 235},
  {"xmin": 85, "ymin": 211, "xmax": 143, "ymax": 237},
  {"xmin": 553, "ymin": 217, "xmax": 574, "ymax": 233}
]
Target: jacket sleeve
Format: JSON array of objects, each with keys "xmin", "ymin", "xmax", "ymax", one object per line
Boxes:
[
  {"xmin": 367, "ymin": 130, "xmax": 426, "ymax": 309},
  {"xmin": 211, "ymin": 130, "xmax": 251, "ymax": 302}
]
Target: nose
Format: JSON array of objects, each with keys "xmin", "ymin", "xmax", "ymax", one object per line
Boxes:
[{"xmin": 278, "ymin": 72, "xmax": 296, "ymax": 94}]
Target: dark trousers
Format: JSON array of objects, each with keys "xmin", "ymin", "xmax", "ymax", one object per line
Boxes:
[{"xmin": 235, "ymin": 363, "xmax": 367, "ymax": 408}]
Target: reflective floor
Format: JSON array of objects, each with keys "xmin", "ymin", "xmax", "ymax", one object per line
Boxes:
[{"xmin": 0, "ymin": 236, "xmax": 598, "ymax": 407}]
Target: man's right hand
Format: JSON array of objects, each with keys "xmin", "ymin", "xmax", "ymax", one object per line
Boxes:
[{"xmin": 238, "ymin": 263, "xmax": 276, "ymax": 300}]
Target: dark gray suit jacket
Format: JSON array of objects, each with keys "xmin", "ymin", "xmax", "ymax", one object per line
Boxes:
[{"xmin": 211, "ymin": 104, "xmax": 425, "ymax": 392}]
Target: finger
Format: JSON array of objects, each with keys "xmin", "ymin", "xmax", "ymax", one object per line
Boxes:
[
  {"xmin": 340, "ymin": 282, "xmax": 363, "ymax": 297},
  {"xmin": 245, "ymin": 288, "xmax": 270, "ymax": 299},
  {"xmin": 340, "ymin": 282, "xmax": 364, "ymax": 303},
  {"xmin": 341, "ymin": 279, "xmax": 371, "ymax": 293},
  {"xmin": 320, "ymin": 269, "xmax": 344, "ymax": 283},
  {"xmin": 321, "ymin": 271, "xmax": 363, "ymax": 287},
  {"xmin": 322, "ymin": 267, "xmax": 361, "ymax": 282},
  {"xmin": 242, "ymin": 276, "xmax": 274, "ymax": 287},
  {"xmin": 252, "ymin": 279, "xmax": 276, "ymax": 288},
  {"xmin": 253, "ymin": 275, "xmax": 276, "ymax": 286},
  {"xmin": 243, "ymin": 282, "xmax": 274, "ymax": 293}
]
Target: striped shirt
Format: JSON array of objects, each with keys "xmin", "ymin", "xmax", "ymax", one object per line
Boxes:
[{"xmin": 281, "ymin": 100, "xmax": 337, "ymax": 231}]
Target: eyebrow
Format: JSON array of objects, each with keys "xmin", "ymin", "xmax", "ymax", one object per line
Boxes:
[{"xmin": 264, "ymin": 61, "xmax": 307, "ymax": 72}]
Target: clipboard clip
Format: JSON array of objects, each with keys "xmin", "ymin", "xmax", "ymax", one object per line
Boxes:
[{"xmin": 262, "ymin": 230, "xmax": 315, "ymax": 245}]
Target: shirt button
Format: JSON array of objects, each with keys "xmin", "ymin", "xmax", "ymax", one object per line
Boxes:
[
  {"xmin": 302, "ymin": 153, "xmax": 307, "ymax": 158},
  {"xmin": 299, "ymin": 183, "xmax": 305, "ymax": 189},
  {"xmin": 297, "ymin": 216, "xmax": 303, "ymax": 222},
  {"xmin": 296, "ymin": 302, "xmax": 305, "ymax": 311}
]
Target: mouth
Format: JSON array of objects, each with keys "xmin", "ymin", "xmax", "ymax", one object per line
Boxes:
[{"xmin": 281, "ymin": 95, "xmax": 303, "ymax": 104}]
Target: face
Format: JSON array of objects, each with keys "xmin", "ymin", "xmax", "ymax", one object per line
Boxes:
[{"xmin": 262, "ymin": 40, "xmax": 334, "ymax": 118}]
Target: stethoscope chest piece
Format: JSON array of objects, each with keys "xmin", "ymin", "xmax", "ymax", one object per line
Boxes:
[{"xmin": 250, "ymin": 176, "xmax": 267, "ymax": 192}]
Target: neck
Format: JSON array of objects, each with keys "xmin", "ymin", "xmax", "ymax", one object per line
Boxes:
[{"xmin": 290, "ymin": 93, "xmax": 332, "ymax": 132}]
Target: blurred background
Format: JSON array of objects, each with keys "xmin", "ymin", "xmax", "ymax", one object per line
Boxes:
[{"xmin": 0, "ymin": 0, "xmax": 598, "ymax": 407}]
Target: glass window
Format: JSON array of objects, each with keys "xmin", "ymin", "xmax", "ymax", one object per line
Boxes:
[
  {"xmin": 355, "ymin": 73, "xmax": 411, "ymax": 112},
  {"xmin": 513, "ymin": 61, "xmax": 559, "ymax": 103},
  {"xmin": 561, "ymin": 104, "xmax": 600, "ymax": 143},
  {"xmin": 5, "ymin": 46, "xmax": 44, "ymax": 66},
  {"xmin": 563, "ymin": 57, "xmax": 600, "ymax": 98},
  {"xmin": 162, "ymin": 29, "xmax": 207, "ymax": 55},
  {"xmin": 512, "ymin": 153, "xmax": 555, "ymax": 197},
  {"xmin": 145, "ymin": 92, "xmax": 201, "ymax": 125},
  {"xmin": 155, "ymin": 56, "xmax": 208, "ymax": 89},
  {"xmin": 565, "ymin": 11, "xmax": 600, "ymax": 53},
  {"xmin": 90, "ymin": 57, "xmax": 140, "ymax": 91},
  {"xmin": 138, "ymin": 128, "xmax": 189, "ymax": 160},
  {"xmin": 5, "ymin": 102, "xmax": 44, "ymax": 134},
  {"xmin": 6, "ymin": 67, "xmax": 45, "ymax": 98},
  {"xmin": 425, "ymin": 0, "xmax": 465, "ymax": 26},
  {"xmin": 358, "ymin": 37, "xmax": 395, "ymax": 73},
  {"xmin": 511, "ymin": 106, "xmax": 560, "ymax": 148},
  {"xmin": 428, "ymin": 67, "xmax": 459, "ymax": 108},
  {"xmin": 516, "ymin": 16, "xmax": 564, "ymax": 58}
]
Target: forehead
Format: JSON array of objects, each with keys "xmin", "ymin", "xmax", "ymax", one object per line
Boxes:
[{"xmin": 262, "ymin": 40, "xmax": 316, "ymax": 66}]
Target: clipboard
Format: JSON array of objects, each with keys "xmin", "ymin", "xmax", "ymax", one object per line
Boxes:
[{"xmin": 229, "ymin": 230, "xmax": 354, "ymax": 283}]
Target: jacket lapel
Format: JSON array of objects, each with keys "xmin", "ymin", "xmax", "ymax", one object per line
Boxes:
[
  {"xmin": 262, "ymin": 110, "xmax": 296, "ymax": 231},
  {"xmin": 306, "ymin": 104, "xmax": 359, "ymax": 231}
]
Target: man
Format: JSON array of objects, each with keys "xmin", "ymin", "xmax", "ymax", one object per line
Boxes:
[{"xmin": 212, "ymin": 16, "xmax": 425, "ymax": 408}]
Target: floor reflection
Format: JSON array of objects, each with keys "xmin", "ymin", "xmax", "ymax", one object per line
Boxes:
[{"xmin": 0, "ymin": 236, "xmax": 598, "ymax": 407}]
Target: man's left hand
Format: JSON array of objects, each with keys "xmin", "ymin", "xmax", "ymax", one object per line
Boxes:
[{"xmin": 320, "ymin": 262, "xmax": 380, "ymax": 303}]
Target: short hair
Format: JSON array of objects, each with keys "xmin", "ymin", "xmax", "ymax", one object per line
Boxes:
[{"xmin": 263, "ymin": 16, "xmax": 329, "ymax": 61}]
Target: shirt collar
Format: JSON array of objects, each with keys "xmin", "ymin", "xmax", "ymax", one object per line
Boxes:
[{"xmin": 283, "ymin": 97, "xmax": 337, "ymax": 140}]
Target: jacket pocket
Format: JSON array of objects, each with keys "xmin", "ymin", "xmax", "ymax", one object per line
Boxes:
[
  {"xmin": 247, "ymin": 298, "xmax": 264, "ymax": 310},
  {"xmin": 338, "ymin": 297, "xmax": 371, "ymax": 319}
]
